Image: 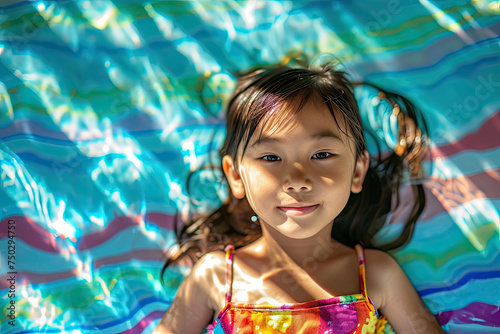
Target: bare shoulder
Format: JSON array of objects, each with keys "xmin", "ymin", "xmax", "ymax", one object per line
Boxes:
[
  {"xmin": 363, "ymin": 248, "xmax": 444, "ymax": 333},
  {"xmin": 193, "ymin": 249, "xmax": 226, "ymax": 276},
  {"xmin": 153, "ymin": 250, "xmax": 226, "ymax": 333},
  {"xmin": 362, "ymin": 248, "xmax": 405, "ymax": 309},
  {"xmin": 192, "ymin": 249, "xmax": 227, "ymax": 306},
  {"xmin": 364, "ymin": 248, "xmax": 401, "ymax": 274},
  {"xmin": 363, "ymin": 248, "xmax": 402, "ymax": 279}
]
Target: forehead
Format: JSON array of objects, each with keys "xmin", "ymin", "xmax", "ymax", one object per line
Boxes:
[{"xmin": 252, "ymin": 95, "xmax": 350, "ymax": 144}]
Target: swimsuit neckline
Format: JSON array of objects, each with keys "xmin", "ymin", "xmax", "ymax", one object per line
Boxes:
[{"xmin": 219, "ymin": 292, "xmax": 369, "ymax": 310}]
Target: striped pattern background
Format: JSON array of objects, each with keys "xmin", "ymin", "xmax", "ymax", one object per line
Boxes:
[{"xmin": 0, "ymin": 1, "xmax": 499, "ymax": 333}]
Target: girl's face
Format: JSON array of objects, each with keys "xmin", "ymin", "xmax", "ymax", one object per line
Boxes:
[{"xmin": 223, "ymin": 97, "xmax": 369, "ymax": 239}]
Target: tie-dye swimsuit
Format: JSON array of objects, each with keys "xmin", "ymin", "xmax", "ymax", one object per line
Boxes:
[{"xmin": 208, "ymin": 244, "xmax": 394, "ymax": 334}]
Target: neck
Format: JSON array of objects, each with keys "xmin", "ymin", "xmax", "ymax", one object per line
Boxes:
[{"xmin": 257, "ymin": 220, "xmax": 343, "ymax": 269}]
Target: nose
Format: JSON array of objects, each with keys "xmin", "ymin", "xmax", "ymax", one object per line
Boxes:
[{"xmin": 283, "ymin": 162, "xmax": 312, "ymax": 192}]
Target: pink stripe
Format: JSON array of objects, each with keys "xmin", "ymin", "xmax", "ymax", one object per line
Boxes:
[
  {"xmin": 117, "ymin": 310, "xmax": 165, "ymax": 334},
  {"xmin": 429, "ymin": 112, "xmax": 500, "ymax": 159},
  {"xmin": 93, "ymin": 249, "xmax": 165, "ymax": 269},
  {"xmin": 0, "ymin": 213, "xmax": 179, "ymax": 253},
  {"xmin": 0, "ymin": 216, "xmax": 59, "ymax": 253},
  {"xmin": 385, "ymin": 169, "xmax": 500, "ymax": 224},
  {"xmin": 0, "ymin": 249, "xmax": 166, "ymax": 288},
  {"xmin": 79, "ymin": 213, "xmax": 176, "ymax": 250},
  {"xmin": 437, "ymin": 302, "xmax": 500, "ymax": 326},
  {"xmin": 422, "ymin": 170, "xmax": 500, "ymax": 220},
  {"xmin": 0, "ymin": 270, "xmax": 78, "ymax": 289},
  {"xmin": 145, "ymin": 212, "xmax": 179, "ymax": 230}
]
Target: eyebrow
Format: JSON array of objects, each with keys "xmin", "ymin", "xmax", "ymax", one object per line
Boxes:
[{"xmin": 249, "ymin": 130, "xmax": 344, "ymax": 149}]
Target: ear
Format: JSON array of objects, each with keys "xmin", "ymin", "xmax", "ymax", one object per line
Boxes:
[
  {"xmin": 351, "ymin": 150, "xmax": 370, "ymax": 194},
  {"xmin": 222, "ymin": 155, "xmax": 246, "ymax": 199}
]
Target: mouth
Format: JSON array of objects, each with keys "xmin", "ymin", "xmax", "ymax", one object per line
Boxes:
[{"xmin": 278, "ymin": 204, "xmax": 319, "ymax": 216}]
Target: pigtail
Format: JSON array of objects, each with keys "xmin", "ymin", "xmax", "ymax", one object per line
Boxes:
[{"xmin": 332, "ymin": 84, "xmax": 429, "ymax": 250}]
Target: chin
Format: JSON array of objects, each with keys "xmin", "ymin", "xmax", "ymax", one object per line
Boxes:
[{"xmin": 274, "ymin": 220, "xmax": 324, "ymax": 239}]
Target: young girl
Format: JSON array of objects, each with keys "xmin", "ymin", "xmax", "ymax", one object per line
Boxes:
[{"xmin": 154, "ymin": 62, "xmax": 444, "ymax": 333}]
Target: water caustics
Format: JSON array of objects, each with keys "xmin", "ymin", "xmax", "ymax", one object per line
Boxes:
[{"xmin": 0, "ymin": 0, "xmax": 499, "ymax": 333}]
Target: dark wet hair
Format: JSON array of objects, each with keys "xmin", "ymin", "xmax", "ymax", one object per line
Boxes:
[{"xmin": 161, "ymin": 62, "xmax": 428, "ymax": 280}]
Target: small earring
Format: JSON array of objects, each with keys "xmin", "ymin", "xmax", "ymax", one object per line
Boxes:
[{"xmin": 251, "ymin": 215, "xmax": 259, "ymax": 222}]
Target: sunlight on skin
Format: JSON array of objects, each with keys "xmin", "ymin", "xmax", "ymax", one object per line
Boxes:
[
  {"xmin": 232, "ymin": 266, "xmax": 270, "ymax": 305},
  {"xmin": 213, "ymin": 274, "xmax": 225, "ymax": 299},
  {"xmin": 195, "ymin": 255, "xmax": 224, "ymax": 279},
  {"xmin": 238, "ymin": 165, "xmax": 256, "ymax": 214}
]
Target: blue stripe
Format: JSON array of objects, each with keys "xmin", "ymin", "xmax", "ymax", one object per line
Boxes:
[{"xmin": 420, "ymin": 270, "xmax": 500, "ymax": 296}]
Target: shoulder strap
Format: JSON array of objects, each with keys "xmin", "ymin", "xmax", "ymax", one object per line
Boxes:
[
  {"xmin": 355, "ymin": 244, "xmax": 377, "ymax": 313},
  {"xmin": 224, "ymin": 244, "xmax": 235, "ymax": 304},
  {"xmin": 354, "ymin": 244, "xmax": 373, "ymax": 306}
]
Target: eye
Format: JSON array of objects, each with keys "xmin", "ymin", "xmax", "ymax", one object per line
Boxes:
[
  {"xmin": 312, "ymin": 152, "xmax": 334, "ymax": 159},
  {"xmin": 260, "ymin": 155, "xmax": 281, "ymax": 162}
]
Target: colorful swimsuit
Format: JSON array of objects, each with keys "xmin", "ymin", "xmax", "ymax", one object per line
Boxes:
[{"xmin": 207, "ymin": 244, "xmax": 394, "ymax": 334}]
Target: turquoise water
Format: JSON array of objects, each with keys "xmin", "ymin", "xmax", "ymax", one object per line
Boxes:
[{"xmin": 0, "ymin": 1, "xmax": 499, "ymax": 332}]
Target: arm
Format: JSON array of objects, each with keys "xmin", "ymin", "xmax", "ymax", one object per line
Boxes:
[
  {"xmin": 366, "ymin": 250, "xmax": 444, "ymax": 334},
  {"xmin": 153, "ymin": 252, "xmax": 223, "ymax": 334}
]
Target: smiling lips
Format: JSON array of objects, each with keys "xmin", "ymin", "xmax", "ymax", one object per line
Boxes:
[{"xmin": 278, "ymin": 204, "xmax": 319, "ymax": 216}]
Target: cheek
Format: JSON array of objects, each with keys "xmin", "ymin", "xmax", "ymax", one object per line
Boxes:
[
  {"xmin": 342, "ymin": 167, "xmax": 355, "ymax": 192},
  {"xmin": 317, "ymin": 164, "xmax": 340, "ymax": 181},
  {"xmin": 241, "ymin": 165, "xmax": 279, "ymax": 195},
  {"xmin": 318, "ymin": 166, "xmax": 352, "ymax": 192}
]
